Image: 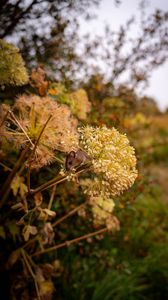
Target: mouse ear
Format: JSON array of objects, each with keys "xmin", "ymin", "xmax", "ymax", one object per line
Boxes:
[{"xmin": 68, "ymin": 151, "xmax": 76, "ymax": 158}]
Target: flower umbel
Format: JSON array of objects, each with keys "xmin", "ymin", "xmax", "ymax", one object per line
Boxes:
[
  {"xmin": 48, "ymin": 84, "xmax": 91, "ymax": 120},
  {"xmin": 0, "ymin": 39, "xmax": 29, "ymax": 86},
  {"xmin": 79, "ymin": 125, "xmax": 137, "ymax": 196},
  {"xmin": 69, "ymin": 89, "xmax": 91, "ymax": 120},
  {"xmin": 10, "ymin": 95, "xmax": 79, "ymax": 169},
  {"xmin": 79, "ymin": 125, "xmax": 138, "ymax": 229}
]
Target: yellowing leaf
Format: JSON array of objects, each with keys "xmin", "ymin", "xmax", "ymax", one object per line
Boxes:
[
  {"xmin": 11, "ymin": 174, "xmax": 20, "ymax": 196},
  {"xmin": 22, "ymin": 225, "xmax": 37, "ymax": 241},
  {"xmin": 34, "ymin": 192, "xmax": 43, "ymax": 207},
  {"xmin": 29, "ymin": 225, "xmax": 38, "ymax": 235},
  {"xmin": 20, "ymin": 182, "xmax": 28, "ymax": 198},
  {"xmin": 11, "ymin": 174, "xmax": 28, "ymax": 198},
  {"xmin": 39, "ymin": 281, "xmax": 55, "ymax": 297},
  {"xmin": 6, "ymin": 249, "xmax": 20, "ymax": 269},
  {"xmin": 43, "ymin": 209, "xmax": 56, "ymax": 217}
]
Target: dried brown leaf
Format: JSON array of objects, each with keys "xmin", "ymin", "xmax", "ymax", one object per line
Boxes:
[
  {"xmin": 11, "ymin": 175, "xmax": 28, "ymax": 199},
  {"xmin": 22, "ymin": 225, "xmax": 37, "ymax": 241},
  {"xmin": 6, "ymin": 249, "xmax": 21, "ymax": 269},
  {"xmin": 34, "ymin": 191, "xmax": 43, "ymax": 207},
  {"xmin": 43, "ymin": 209, "xmax": 56, "ymax": 217}
]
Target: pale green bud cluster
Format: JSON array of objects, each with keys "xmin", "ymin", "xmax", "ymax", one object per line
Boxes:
[{"xmin": 0, "ymin": 39, "xmax": 29, "ymax": 86}]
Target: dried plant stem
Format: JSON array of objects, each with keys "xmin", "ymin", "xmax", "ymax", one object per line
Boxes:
[
  {"xmin": 27, "ymin": 167, "xmax": 31, "ymax": 193},
  {"xmin": 21, "ymin": 249, "xmax": 41, "ymax": 300},
  {"xmin": 23, "ymin": 236, "xmax": 38, "ymax": 249},
  {"xmin": 25, "ymin": 250, "xmax": 37, "ymax": 270},
  {"xmin": 0, "ymin": 161, "xmax": 12, "ymax": 171},
  {"xmin": 23, "ymin": 235, "xmax": 44, "ymax": 251},
  {"xmin": 9, "ymin": 110, "xmax": 34, "ymax": 148},
  {"xmin": 0, "ymin": 110, "xmax": 9, "ymax": 128},
  {"xmin": 21, "ymin": 249, "xmax": 35, "ymax": 278},
  {"xmin": 23, "ymin": 203, "xmax": 85, "ymax": 250},
  {"xmin": 18, "ymin": 115, "xmax": 52, "ymax": 177},
  {"xmin": 54, "ymin": 157, "xmax": 64, "ymax": 164},
  {"xmin": 32, "ymin": 114, "xmax": 52, "ymax": 157},
  {"xmin": 0, "ymin": 144, "xmax": 30, "ymax": 208},
  {"xmin": 32, "ymin": 227, "xmax": 108, "ymax": 257},
  {"xmin": 30, "ymin": 174, "xmax": 67, "ymax": 195},
  {"xmin": 53, "ymin": 202, "xmax": 85, "ymax": 227},
  {"xmin": 48, "ymin": 185, "xmax": 57, "ymax": 210},
  {"xmin": 30, "ymin": 165, "xmax": 90, "ymax": 196}
]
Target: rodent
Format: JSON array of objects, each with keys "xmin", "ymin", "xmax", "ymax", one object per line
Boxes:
[{"xmin": 65, "ymin": 149, "xmax": 90, "ymax": 171}]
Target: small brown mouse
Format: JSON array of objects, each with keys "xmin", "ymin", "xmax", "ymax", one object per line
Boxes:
[{"xmin": 65, "ymin": 149, "xmax": 90, "ymax": 171}]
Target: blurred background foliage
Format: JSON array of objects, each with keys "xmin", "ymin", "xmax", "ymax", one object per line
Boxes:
[{"xmin": 0, "ymin": 1, "xmax": 168, "ymax": 300}]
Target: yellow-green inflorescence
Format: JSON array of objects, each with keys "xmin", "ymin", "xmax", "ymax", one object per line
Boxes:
[
  {"xmin": 69, "ymin": 89, "xmax": 91, "ymax": 120},
  {"xmin": 0, "ymin": 39, "xmax": 29, "ymax": 87},
  {"xmin": 78, "ymin": 125, "xmax": 138, "ymax": 229},
  {"xmin": 48, "ymin": 83, "xmax": 91, "ymax": 120}
]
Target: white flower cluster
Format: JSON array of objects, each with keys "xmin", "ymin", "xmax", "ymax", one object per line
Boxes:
[
  {"xmin": 79, "ymin": 125, "xmax": 137, "ymax": 196},
  {"xmin": 78, "ymin": 125, "xmax": 138, "ymax": 230}
]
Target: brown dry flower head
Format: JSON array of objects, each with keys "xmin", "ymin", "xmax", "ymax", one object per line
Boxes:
[{"xmin": 10, "ymin": 94, "xmax": 79, "ymax": 168}]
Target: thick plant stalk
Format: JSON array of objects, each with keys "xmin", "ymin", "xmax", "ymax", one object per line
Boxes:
[
  {"xmin": 30, "ymin": 174, "xmax": 68, "ymax": 195},
  {"xmin": 32, "ymin": 227, "xmax": 107, "ymax": 257},
  {"xmin": 30, "ymin": 164, "xmax": 91, "ymax": 195}
]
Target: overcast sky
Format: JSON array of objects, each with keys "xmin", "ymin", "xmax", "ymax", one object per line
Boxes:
[{"xmin": 80, "ymin": 0, "xmax": 168, "ymax": 111}]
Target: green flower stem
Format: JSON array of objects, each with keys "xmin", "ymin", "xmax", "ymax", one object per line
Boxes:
[{"xmin": 32, "ymin": 227, "xmax": 108, "ymax": 257}]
